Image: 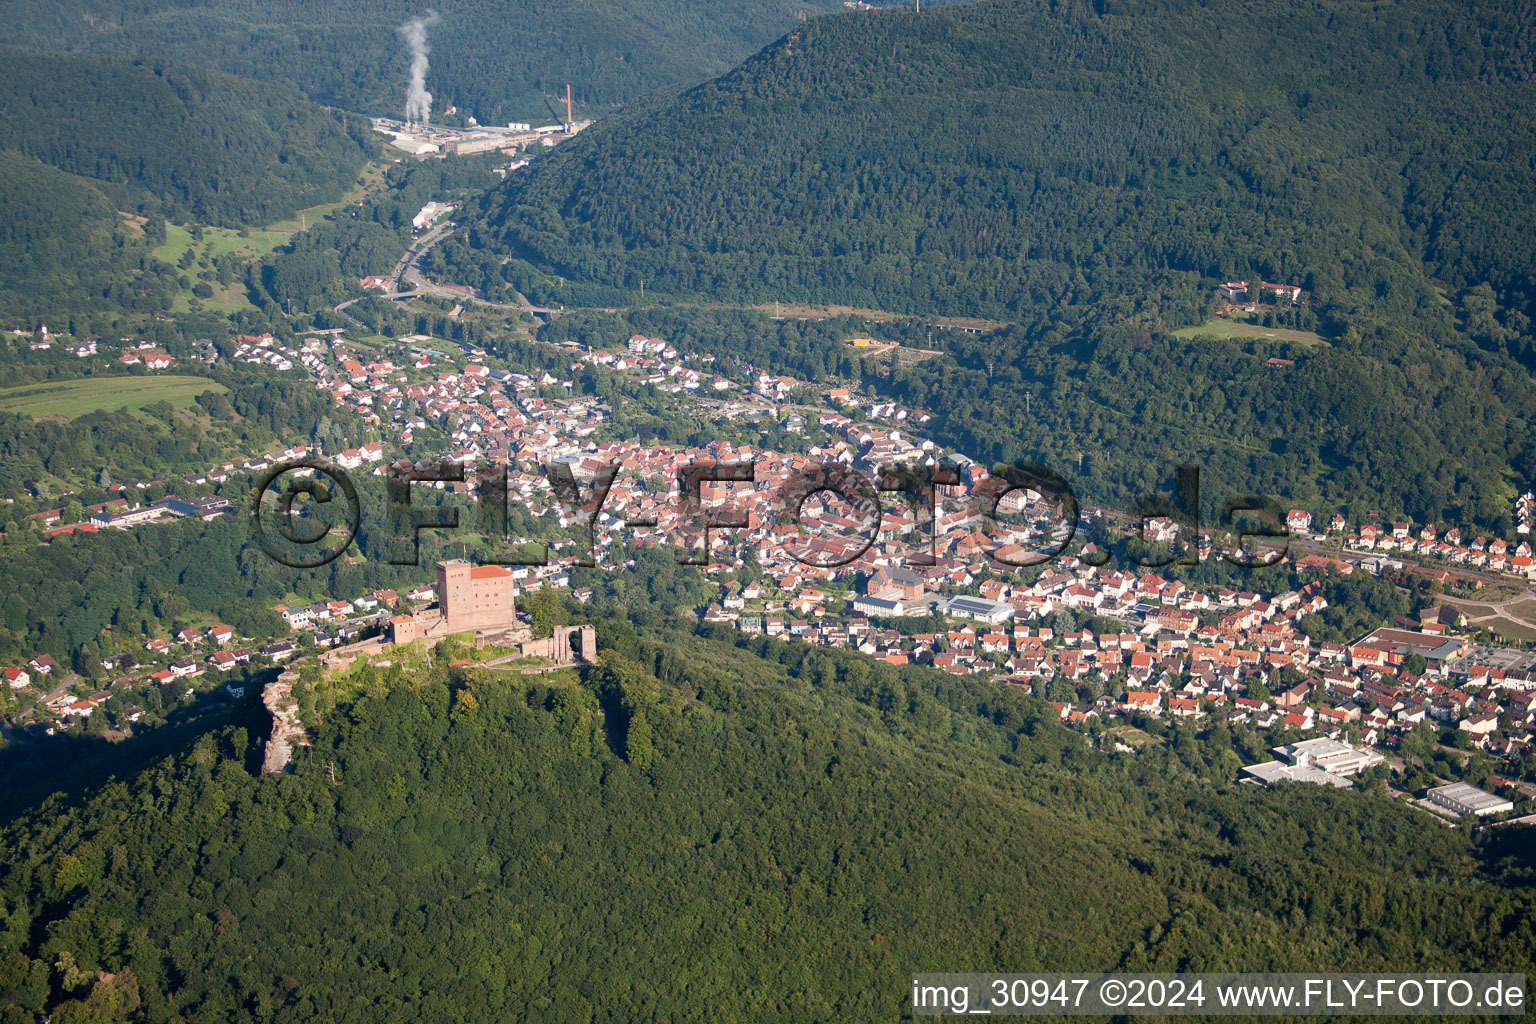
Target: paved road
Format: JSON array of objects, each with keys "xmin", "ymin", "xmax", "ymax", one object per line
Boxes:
[
  {"xmin": 331, "ymin": 220, "xmax": 457, "ymax": 327},
  {"xmin": 1440, "ymin": 593, "xmax": 1536, "ymax": 615},
  {"xmin": 1440, "ymin": 590, "xmax": 1536, "ymax": 638},
  {"xmin": 393, "ymin": 221, "xmax": 454, "ymax": 288},
  {"xmin": 10, "ymin": 670, "xmax": 83, "ymax": 727},
  {"xmin": 330, "ymin": 299, "xmax": 367, "ymax": 330},
  {"xmin": 334, "ymin": 222, "xmax": 557, "ymax": 323}
]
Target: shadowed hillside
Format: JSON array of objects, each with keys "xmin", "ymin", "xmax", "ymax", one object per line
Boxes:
[{"xmin": 0, "ymin": 621, "xmax": 1531, "ymax": 1020}]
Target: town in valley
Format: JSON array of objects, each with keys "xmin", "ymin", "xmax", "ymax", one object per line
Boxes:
[{"xmin": 5, "ymin": 261, "xmax": 1535, "ymax": 828}]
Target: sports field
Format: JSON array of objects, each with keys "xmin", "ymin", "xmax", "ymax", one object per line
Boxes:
[{"xmin": 0, "ymin": 375, "xmax": 228, "ymax": 419}]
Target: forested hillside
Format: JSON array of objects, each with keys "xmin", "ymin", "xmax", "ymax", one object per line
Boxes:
[
  {"xmin": 0, "ymin": 620, "xmax": 1531, "ymax": 1020},
  {"xmin": 450, "ymin": 0, "xmax": 1536, "ymax": 527},
  {"xmin": 474, "ymin": 0, "xmax": 1536, "ymax": 342},
  {"xmin": 0, "ymin": 49, "xmax": 376, "ymax": 227},
  {"xmin": 0, "ymin": 0, "xmax": 844, "ymax": 124},
  {"xmin": 0, "ymin": 152, "xmax": 179, "ymax": 317}
]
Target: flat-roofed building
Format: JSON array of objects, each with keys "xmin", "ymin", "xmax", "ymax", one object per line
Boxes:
[
  {"xmin": 91, "ymin": 505, "xmax": 164, "ymax": 529},
  {"xmin": 852, "ymin": 594, "xmax": 907, "ymax": 618},
  {"xmin": 938, "ymin": 595, "xmax": 1014, "ymax": 625},
  {"xmin": 1272, "ymin": 736, "xmax": 1385, "ymax": 776},
  {"xmin": 1426, "ymin": 782, "xmax": 1515, "ymax": 818},
  {"xmin": 1240, "ymin": 761, "xmax": 1354, "ymax": 789}
]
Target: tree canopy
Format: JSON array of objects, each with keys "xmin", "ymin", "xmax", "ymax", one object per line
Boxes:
[
  {"xmin": 0, "ymin": 618, "xmax": 1531, "ymax": 1021},
  {"xmin": 0, "ymin": 48, "xmax": 376, "ymax": 228},
  {"xmin": 475, "ymin": 0, "xmax": 1536, "ymax": 338},
  {"xmin": 0, "ymin": 0, "xmax": 848, "ymax": 124}
]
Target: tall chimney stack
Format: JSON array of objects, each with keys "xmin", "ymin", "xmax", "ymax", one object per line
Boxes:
[{"xmin": 564, "ymin": 84, "xmax": 573, "ymax": 132}]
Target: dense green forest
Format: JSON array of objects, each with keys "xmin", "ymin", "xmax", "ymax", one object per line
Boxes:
[
  {"xmin": 0, "ymin": 617, "xmax": 1530, "ymax": 1020},
  {"xmin": 889, "ymin": 318, "xmax": 1536, "ymax": 530},
  {"xmin": 0, "ymin": 152, "xmax": 182, "ymax": 317},
  {"xmin": 0, "ymin": 49, "xmax": 376, "ymax": 227},
  {"xmin": 0, "ymin": 0, "xmax": 845, "ymax": 124},
  {"xmin": 0, "ymin": 48, "xmax": 376, "ymax": 316},
  {"xmin": 472, "ymin": 0, "xmax": 1536, "ymax": 341}
]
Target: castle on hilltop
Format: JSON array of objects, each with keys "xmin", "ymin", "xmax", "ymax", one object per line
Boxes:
[
  {"xmin": 389, "ymin": 560, "xmax": 516, "ymax": 643},
  {"xmin": 267, "ymin": 560, "xmax": 592, "ymax": 775}
]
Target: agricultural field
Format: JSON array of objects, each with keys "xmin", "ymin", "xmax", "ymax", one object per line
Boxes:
[{"xmin": 0, "ymin": 375, "xmax": 227, "ymax": 420}]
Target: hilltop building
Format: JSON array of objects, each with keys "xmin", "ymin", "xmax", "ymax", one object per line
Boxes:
[
  {"xmin": 390, "ymin": 560, "xmax": 515, "ymax": 642},
  {"xmin": 1272, "ymin": 736, "xmax": 1385, "ymax": 776}
]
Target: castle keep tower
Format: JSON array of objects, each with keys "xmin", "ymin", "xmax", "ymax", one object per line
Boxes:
[
  {"xmin": 390, "ymin": 560, "xmax": 516, "ymax": 643},
  {"xmin": 436, "ymin": 559, "xmax": 515, "ymax": 633}
]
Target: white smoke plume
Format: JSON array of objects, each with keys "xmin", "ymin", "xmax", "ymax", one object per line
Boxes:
[{"xmin": 399, "ymin": 10, "xmax": 440, "ymax": 124}]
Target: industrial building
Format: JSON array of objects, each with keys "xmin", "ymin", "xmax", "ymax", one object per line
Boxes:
[
  {"xmin": 443, "ymin": 131, "xmax": 534, "ymax": 156},
  {"xmin": 1349, "ymin": 626, "xmax": 1468, "ymax": 669},
  {"xmin": 372, "ymin": 117, "xmax": 540, "ymax": 158},
  {"xmin": 388, "ymin": 135, "xmax": 440, "ymax": 156},
  {"xmin": 1426, "ymin": 783, "xmax": 1515, "ymax": 818},
  {"xmin": 371, "ymin": 113, "xmax": 588, "ymax": 160}
]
